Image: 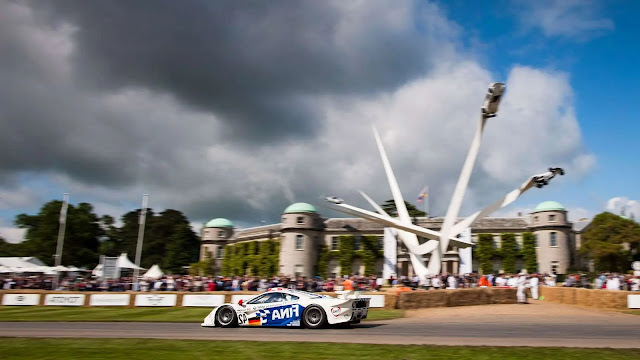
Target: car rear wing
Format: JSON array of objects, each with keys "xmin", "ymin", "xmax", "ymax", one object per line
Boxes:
[{"xmin": 335, "ymin": 290, "xmax": 362, "ymax": 300}]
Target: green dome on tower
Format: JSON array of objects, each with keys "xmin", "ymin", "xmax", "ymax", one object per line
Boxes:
[
  {"xmin": 284, "ymin": 202, "xmax": 317, "ymax": 214},
  {"xmin": 204, "ymin": 218, "xmax": 234, "ymax": 228},
  {"xmin": 533, "ymin": 201, "xmax": 566, "ymax": 213}
]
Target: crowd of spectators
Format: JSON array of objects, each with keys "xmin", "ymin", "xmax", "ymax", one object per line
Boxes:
[{"xmin": 1, "ymin": 272, "xmax": 638, "ymax": 291}]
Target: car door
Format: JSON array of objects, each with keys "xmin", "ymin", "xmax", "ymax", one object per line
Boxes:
[{"xmin": 240, "ymin": 292, "xmax": 283, "ymax": 326}]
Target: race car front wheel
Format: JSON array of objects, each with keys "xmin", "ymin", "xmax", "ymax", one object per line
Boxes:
[
  {"xmin": 216, "ymin": 305, "xmax": 238, "ymax": 327},
  {"xmin": 302, "ymin": 305, "xmax": 327, "ymax": 329}
]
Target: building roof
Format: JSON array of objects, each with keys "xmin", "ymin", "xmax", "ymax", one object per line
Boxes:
[
  {"xmin": 533, "ymin": 201, "xmax": 566, "ymax": 213},
  {"xmin": 204, "ymin": 218, "xmax": 234, "ymax": 228},
  {"xmin": 284, "ymin": 202, "xmax": 317, "ymax": 214}
]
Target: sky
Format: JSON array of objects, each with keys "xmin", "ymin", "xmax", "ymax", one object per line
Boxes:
[{"xmin": 1, "ymin": 0, "xmax": 639, "ymax": 243}]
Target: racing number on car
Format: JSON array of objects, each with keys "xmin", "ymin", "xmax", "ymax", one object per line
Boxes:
[{"xmin": 238, "ymin": 313, "xmax": 248, "ymax": 325}]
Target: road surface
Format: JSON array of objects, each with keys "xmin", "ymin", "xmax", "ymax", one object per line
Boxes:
[{"xmin": 1, "ymin": 302, "xmax": 639, "ymax": 348}]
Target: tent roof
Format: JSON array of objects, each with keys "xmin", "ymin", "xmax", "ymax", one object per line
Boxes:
[
  {"xmin": 143, "ymin": 264, "xmax": 164, "ymax": 279},
  {"xmin": 0, "ymin": 257, "xmax": 45, "ymax": 268},
  {"xmin": 117, "ymin": 253, "xmax": 145, "ymax": 270}
]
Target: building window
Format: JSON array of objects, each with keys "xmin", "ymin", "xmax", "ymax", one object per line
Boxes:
[
  {"xmin": 550, "ymin": 232, "xmax": 557, "ymax": 247},
  {"xmin": 549, "ymin": 214, "xmax": 557, "ymax": 223},
  {"xmin": 217, "ymin": 247, "xmax": 224, "ymax": 259},
  {"xmin": 331, "ymin": 237, "xmax": 339, "ymax": 251},
  {"xmin": 515, "ymin": 235, "xmax": 522, "ymax": 250},
  {"xmin": 550, "ymin": 261, "xmax": 559, "ymax": 274},
  {"xmin": 218, "ymin": 230, "xmax": 225, "ymax": 238},
  {"xmin": 534, "ymin": 234, "xmax": 538, "ymax": 248},
  {"xmin": 534, "ymin": 216, "xmax": 539, "ymax": 224},
  {"xmin": 296, "ymin": 216, "xmax": 304, "ymax": 225},
  {"xmin": 295, "ymin": 235, "xmax": 304, "ymax": 250},
  {"xmin": 295, "ymin": 265, "xmax": 303, "ymax": 276},
  {"xmin": 354, "ymin": 235, "xmax": 361, "ymax": 250},
  {"xmin": 492, "ymin": 235, "xmax": 500, "ymax": 249},
  {"xmin": 377, "ymin": 236, "xmax": 384, "ymax": 250}
]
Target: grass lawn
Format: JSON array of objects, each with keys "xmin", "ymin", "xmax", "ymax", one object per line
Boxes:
[
  {"xmin": 0, "ymin": 306, "xmax": 404, "ymax": 322},
  {"xmin": 622, "ymin": 310, "xmax": 640, "ymax": 316},
  {"xmin": 1, "ymin": 338, "xmax": 638, "ymax": 360}
]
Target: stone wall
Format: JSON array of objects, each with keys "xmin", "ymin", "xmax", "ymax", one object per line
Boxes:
[
  {"xmin": 396, "ymin": 288, "xmax": 517, "ymax": 310},
  {"xmin": 540, "ymin": 287, "xmax": 633, "ymax": 310}
]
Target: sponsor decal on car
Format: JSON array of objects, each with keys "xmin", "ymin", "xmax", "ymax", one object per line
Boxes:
[{"xmin": 331, "ymin": 307, "xmax": 341, "ymax": 317}]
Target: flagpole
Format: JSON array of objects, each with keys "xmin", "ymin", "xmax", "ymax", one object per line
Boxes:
[
  {"xmin": 133, "ymin": 194, "xmax": 149, "ymax": 291},
  {"xmin": 52, "ymin": 193, "xmax": 69, "ymax": 290}
]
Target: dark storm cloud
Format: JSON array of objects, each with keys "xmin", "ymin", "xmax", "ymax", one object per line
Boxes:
[{"xmin": 28, "ymin": 0, "xmax": 433, "ymax": 141}]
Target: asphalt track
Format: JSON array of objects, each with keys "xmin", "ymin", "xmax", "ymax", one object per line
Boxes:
[{"xmin": 1, "ymin": 302, "xmax": 639, "ymax": 348}]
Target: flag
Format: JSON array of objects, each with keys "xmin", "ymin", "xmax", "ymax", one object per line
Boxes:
[{"xmin": 417, "ymin": 186, "xmax": 428, "ymax": 204}]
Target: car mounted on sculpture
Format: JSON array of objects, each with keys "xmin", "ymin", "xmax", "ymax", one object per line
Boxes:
[
  {"xmin": 481, "ymin": 82, "xmax": 505, "ymax": 117},
  {"xmin": 202, "ymin": 288, "xmax": 370, "ymax": 329}
]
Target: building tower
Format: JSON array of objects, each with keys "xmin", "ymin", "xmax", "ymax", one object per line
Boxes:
[
  {"xmin": 200, "ymin": 218, "xmax": 234, "ymax": 271},
  {"xmin": 279, "ymin": 202, "xmax": 324, "ymax": 277},
  {"xmin": 530, "ymin": 201, "xmax": 572, "ymax": 274}
]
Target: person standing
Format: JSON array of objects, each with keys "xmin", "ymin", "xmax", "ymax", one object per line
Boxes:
[
  {"xmin": 432, "ymin": 275, "xmax": 441, "ymax": 290},
  {"xmin": 529, "ymin": 273, "xmax": 539, "ymax": 300},
  {"xmin": 516, "ymin": 274, "xmax": 529, "ymax": 304}
]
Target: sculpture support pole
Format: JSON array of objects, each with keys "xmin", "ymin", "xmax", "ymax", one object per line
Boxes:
[{"xmin": 439, "ymin": 116, "xmax": 487, "ymax": 254}]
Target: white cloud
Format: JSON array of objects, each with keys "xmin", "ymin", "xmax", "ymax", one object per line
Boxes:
[
  {"xmin": 0, "ymin": 1, "xmax": 597, "ymax": 228},
  {"xmin": 606, "ymin": 197, "xmax": 640, "ymax": 220},
  {"xmin": 516, "ymin": 0, "xmax": 614, "ymax": 40},
  {"xmin": 0, "ymin": 218, "xmax": 26, "ymax": 244}
]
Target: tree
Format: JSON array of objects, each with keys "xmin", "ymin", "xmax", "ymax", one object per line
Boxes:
[
  {"xmin": 581, "ymin": 212, "xmax": 640, "ymax": 271},
  {"xmin": 380, "ymin": 200, "xmax": 426, "ymax": 218},
  {"xmin": 14, "ymin": 200, "xmax": 102, "ymax": 267},
  {"xmin": 521, "ymin": 232, "xmax": 538, "ymax": 273},
  {"xmin": 164, "ymin": 222, "xmax": 200, "ymax": 274},
  {"xmin": 500, "ymin": 233, "xmax": 517, "ymax": 273},
  {"xmin": 114, "ymin": 208, "xmax": 200, "ymax": 270},
  {"xmin": 477, "ymin": 234, "xmax": 494, "ymax": 274}
]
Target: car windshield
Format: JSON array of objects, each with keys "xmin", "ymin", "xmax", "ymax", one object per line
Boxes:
[
  {"xmin": 290, "ymin": 290, "xmax": 326, "ymax": 299},
  {"xmin": 247, "ymin": 293, "xmax": 284, "ymax": 304}
]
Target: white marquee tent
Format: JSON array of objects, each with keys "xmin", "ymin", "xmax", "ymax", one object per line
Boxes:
[{"xmin": 143, "ymin": 264, "xmax": 164, "ymax": 279}]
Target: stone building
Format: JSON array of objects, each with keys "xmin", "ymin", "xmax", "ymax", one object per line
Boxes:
[{"xmin": 200, "ymin": 201, "xmax": 590, "ymax": 277}]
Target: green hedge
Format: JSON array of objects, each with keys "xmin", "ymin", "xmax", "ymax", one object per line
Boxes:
[
  {"xmin": 500, "ymin": 233, "xmax": 517, "ymax": 274},
  {"xmin": 318, "ymin": 235, "xmax": 381, "ymax": 277},
  {"xmin": 477, "ymin": 234, "xmax": 494, "ymax": 274},
  {"xmin": 221, "ymin": 239, "xmax": 280, "ymax": 277},
  {"xmin": 522, "ymin": 232, "xmax": 538, "ymax": 273}
]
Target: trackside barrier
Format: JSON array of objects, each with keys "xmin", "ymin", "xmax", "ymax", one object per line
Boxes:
[
  {"xmin": 2, "ymin": 293, "xmax": 40, "ymax": 306},
  {"xmin": 89, "ymin": 294, "xmax": 130, "ymax": 306},
  {"xmin": 44, "ymin": 294, "xmax": 85, "ymax": 306},
  {"xmin": 182, "ymin": 294, "xmax": 225, "ymax": 307},
  {"xmin": 0, "ymin": 290, "xmax": 389, "ymax": 309},
  {"xmin": 134, "ymin": 294, "xmax": 177, "ymax": 307},
  {"xmin": 540, "ymin": 287, "xmax": 640, "ymax": 310}
]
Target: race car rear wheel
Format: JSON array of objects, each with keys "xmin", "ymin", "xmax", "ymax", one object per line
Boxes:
[
  {"xmin": 302, "ymin": 305, "xmax": 326, "ymax": 329},
  {"xmin": 216, "ymin": 305, "xmax": 238, "ymax": 327}
]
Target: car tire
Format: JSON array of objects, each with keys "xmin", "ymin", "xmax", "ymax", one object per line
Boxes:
[
  {"xmin": 302, "ymin": 305, "xmax": 327, "ymax": 329},
  {"xmin": 215, "ymin": 305, "xmax": 238, "ymax": 327}
]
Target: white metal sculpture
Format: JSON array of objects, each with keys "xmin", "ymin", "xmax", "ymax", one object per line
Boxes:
[{"xmin": 327, "ymin": 82, "xmax": 565, "ymax": 277}]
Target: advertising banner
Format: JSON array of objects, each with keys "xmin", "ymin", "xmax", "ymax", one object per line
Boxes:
[
  {"xmin": 361, "ymin": 295, "xmax": 385, "ymax": 308},
  {"xmin": 383, "ymin": 227, "xmax": 398, "ymax": 280},
  {"xmin": 182, "ymin": 294, "xmax": 225, "ymax": 307},
  {"xmin": 134, "ymin": 294, "xmax": 177, "ymax": 307},
  {"xmin": 44, "ymin": 294, "xmax": 86, "ymax": 306},
  {"xmin": 2, "ymin": 294, "xmax": 40, "ymax": 306},
  {"xmin": 628, "ymin": 295, "xmax": 640, "ymax": 309},
  {"xmin": 90, "ymin": 294, "xmax": 131, "ymax": 306}
]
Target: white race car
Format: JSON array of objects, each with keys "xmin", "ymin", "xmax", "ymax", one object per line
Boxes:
[{"xmin": 202, "ymin": 288, "xmax": 370, "ymax": 329}]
